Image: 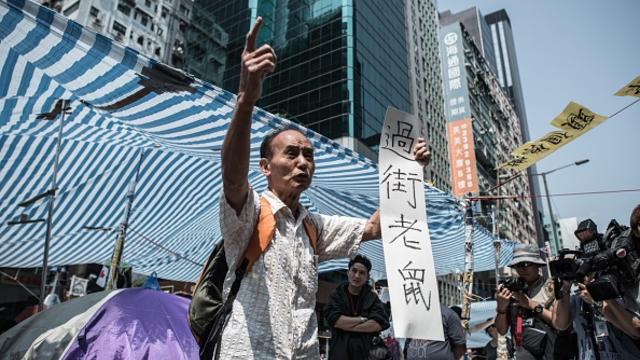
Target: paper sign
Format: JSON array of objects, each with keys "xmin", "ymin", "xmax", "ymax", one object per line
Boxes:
[
  {"xmin": 69, "ymin": 275, "xmax": 89, "ymax": 297},
  {"xmin": 447, "ymin": 118, "xmax": 479, "ymax": 196},
  {"xmin": 379, "ymin": 107, "xmax": 444, "ymax": 341},
  {"xmin": 614, "ymin": 75, "xmax": 640, "ymax": 97}
]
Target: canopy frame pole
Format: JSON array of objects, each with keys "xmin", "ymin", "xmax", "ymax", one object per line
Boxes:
[
  {"xmin": 39, "ymin": 99, "xmax": 67, "ymax": 311},
  {"xmin": 460, "ymin": 199, "xmax": 474, "ymax": 331},
  {"xmin": 492, "ymin": 205, "xmax": 509, "ymax": 360},
  {"xmin": 107, "ymin": 149, "xmax": 147, "ymax": 290}
]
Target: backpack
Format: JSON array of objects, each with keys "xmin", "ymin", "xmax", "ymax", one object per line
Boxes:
[{"xmin": 188, "ymin": 196, "xmax": 318, "ymax": 359}]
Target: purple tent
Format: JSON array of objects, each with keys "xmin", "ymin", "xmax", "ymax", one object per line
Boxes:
[{"xmin": 0, "ymin": 288, "xmax": 198, "ymax": 359}]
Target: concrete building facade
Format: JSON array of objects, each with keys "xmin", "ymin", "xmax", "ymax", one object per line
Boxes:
[
  {"xmin": 45, "ymin": 0, "xmax": 193, "ymax": 69},
  {"xmin": 485, "ymin": 9, "xmax": 545, "ymax": 248},
  {"xmin": 405, "ymin": 0, "xmax": 450, "ymax": 190}
]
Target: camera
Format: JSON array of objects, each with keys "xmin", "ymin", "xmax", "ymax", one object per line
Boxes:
[
  {"xmin": 549, "ymin": 218, "xmax": 640, "ymax": 301},
  {"xmin": 499, "ymin": 277, "xmax": 527, "ymax": 293}
]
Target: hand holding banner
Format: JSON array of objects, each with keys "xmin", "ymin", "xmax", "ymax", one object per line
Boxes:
[{"xmin": 379, "ymin": 107, "xmax": 444, "ymax": 341}]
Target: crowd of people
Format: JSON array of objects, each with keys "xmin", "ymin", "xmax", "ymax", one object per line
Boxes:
[{"xmin": 493, "ymin": 204, "xmax": 640, "ymax": 360}]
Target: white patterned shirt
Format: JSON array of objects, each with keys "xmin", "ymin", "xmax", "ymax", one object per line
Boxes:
[{"xmin": 218, "ymin": 188, "xmax": 366, "ymax": 359}]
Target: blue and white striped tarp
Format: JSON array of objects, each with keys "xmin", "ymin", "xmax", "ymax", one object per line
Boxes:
[{"xmin": 0, "ymin": 0, "xmax": 515, "ymax": 282}]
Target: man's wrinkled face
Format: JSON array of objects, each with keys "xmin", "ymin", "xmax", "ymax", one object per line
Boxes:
[
  {"xmin": 261, "ymin": 130, "xmax": 315, "ymax": 196},
  {"xmin": 348, "ymin": 262, "xmax": 369, "ymax": 289}
]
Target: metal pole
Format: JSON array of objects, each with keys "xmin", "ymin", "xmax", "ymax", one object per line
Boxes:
[
  {"xmin": 492, "ymin": 206, "xmax": 500, "ymax": 287},
  {"xmin": 492, "ymin": 205, "xmax": 509, "ymax": 360},
  {"xmin": 39, "ymin": 100, "xmax": 66, "ymax": 312},
  {"xmin": 542, "ymin": 173, "xmax": 560, "ymax": 256},
  {"xmin": 494, "ymin": 167, "xmax": 501, "ymax": 287},
  {"xmin": 461, "ymin": 200, "xmax": 474, "ymax": 331},
  {"xmin": 107, "ymin": 150, "xmax": 146, "ymax": 290}
]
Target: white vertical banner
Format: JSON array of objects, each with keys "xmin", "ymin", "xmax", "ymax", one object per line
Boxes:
[{"xmin": 379, "ymin": 107, "xmax": 444, "ymax": 340}]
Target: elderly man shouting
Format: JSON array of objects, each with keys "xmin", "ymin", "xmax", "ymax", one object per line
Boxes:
[{"xmin": 216, "ymin": 17, "xmax": 432, "ymax": 359}]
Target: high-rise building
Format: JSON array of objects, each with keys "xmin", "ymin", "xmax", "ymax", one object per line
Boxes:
[
  {"xmin": 47, "ymin": 0, "xmax": 192, "ymax": 69},
  {"xmin": 484, "ymin": 10, "xmax": 545, "ymax": 247},
  {"xmin": 185, "ymin": 0, "xmax": 412, "ymax": 158},
  {"xmin": 438, "ymin": 17, "xmax": 536, "ymax": 245},
  {"xmin": 405, "ymin": 0, "xmax": 450, "ymax": 190},
  {"xmin": 441, "ymin": 7, "xmax": 543, "ymax": 246},
  {"xmin": 440, "ymin": 7, "xmax": 497, "ymax": 76},
  {"xmin": 183, "ymin": 4, "xmax": 228, "ymax": 85}
]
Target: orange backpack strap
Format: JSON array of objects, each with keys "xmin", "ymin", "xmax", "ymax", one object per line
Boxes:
[
  {"xmin": 243, "ymin": 196, "xmax": 276, "ymax": 273},
  {"xmin": 242, "ymin": 196, "xmax": 320, "ymax": 273},
  {"xmin": 303, "ymin": 217, "xmax": 318, "ymax": 254}
]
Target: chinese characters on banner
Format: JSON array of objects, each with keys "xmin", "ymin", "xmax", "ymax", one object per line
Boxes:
[
  {"xmin": 614, "ymin": 75, "xmax": 640, "ymax": 97},
  {"xmin": 379, "ymin": 107, "xmax": 444, "ymax": 341},
  {"xmin": 441, "ymin": 26, "xmax": 470, "ymax": 120},
  {"xmin": 498, "ymin": 102, "xmax": 608, "ymax": 171},
  {"xmin": 447, "ymin": 118, "xmax": 479, "ymax": 197}
]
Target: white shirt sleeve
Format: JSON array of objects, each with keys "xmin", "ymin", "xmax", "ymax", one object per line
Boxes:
[
  {"xmin": 219, "ymin": 187, "xmax": 259, "ymax": 268},
  {"xmin": 312, "ymin": 213, "xmax": 366, "ymax": 262}
]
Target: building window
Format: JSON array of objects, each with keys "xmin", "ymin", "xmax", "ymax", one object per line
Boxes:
[
  {"xmin": 161, "ymin": 6, "xmax": 168, "ymax": 18},
  {"xmin": 137, "ymin": 36, "xmax": 144, "ymax": 45},
  {"xmin": 89, "ymin": 6, "xmax": 99, "ymax": 17},
  {"xmin": 179, "ymin": 4, "xmax": 190, "ymax": 17},
  {"xmin": 117, "ymin": 2, "xmax": 131, "ymax": 16},
  {"xmin": 63, "ymin": 1, "xmax": 80, "ymax": 16},
  {"xmin": 145, "ymin": 0, "xmax": 151, "ymax": 7},
  {"xmin": 112, "ymin": 21, "xmax": 127, "ymax": 36}
]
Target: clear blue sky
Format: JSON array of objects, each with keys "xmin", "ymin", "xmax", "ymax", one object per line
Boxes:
[{"xmin": 438, "ymin": 0, "xmax": 640, "ymax": 232}]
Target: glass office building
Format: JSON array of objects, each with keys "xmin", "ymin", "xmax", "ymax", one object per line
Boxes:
[{"xmin": 186, "ymin": 0, "xmax": 411, "ymax": 153}]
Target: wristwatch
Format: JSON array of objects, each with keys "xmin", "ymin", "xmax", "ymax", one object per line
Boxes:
[
  {"xmin": 359, "ymin": 316, "xmax": 368, "ymax": 323},
  {"xmin": 533, "ymin": 304, "xmax": 544, "ymax": 314}
]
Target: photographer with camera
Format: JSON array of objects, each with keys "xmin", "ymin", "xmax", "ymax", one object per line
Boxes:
[
  {"xmin": 548, "ymin": 206, "xmax": 640, "ymax": 358},
  {"xmin": 495, "ymin": 244, "xmax": 559, "ymax": 359},
  {"xmin": 612, "ymin": 204, "xmax": 640, "ymax": 341},
  {"xmin": 550, "ymin": 206, "xmax": 640, "ymax": 351},
  {"xmin": 552, "ymin": 277, "xmax": 640, "ymax": 359}
]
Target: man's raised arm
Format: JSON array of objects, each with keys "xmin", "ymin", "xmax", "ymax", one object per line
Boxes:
[{"xmin": 221, "ymin": 17, "xmax": 276, "ymax": 213}]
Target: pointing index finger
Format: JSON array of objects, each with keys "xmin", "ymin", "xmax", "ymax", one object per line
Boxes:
[{"xmin": 245, "ymin": 17, "xmax": 263, "ymax": 52}]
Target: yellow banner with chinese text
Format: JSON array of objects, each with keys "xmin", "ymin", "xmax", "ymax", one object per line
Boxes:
[
  {"xmin": 549, "ymin": 101, "xmax": 608, "ymax": 134},
  {"xmin": 614, "ymin": 75, "xmax": 640, "ymax": 98},
  {"xmin": 498, "ymin": 102, "xmax": 607, "ymax": 171},
  {"xmin": 497, "ymin": 130, "xmax": 577, "ymax": 171}
]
